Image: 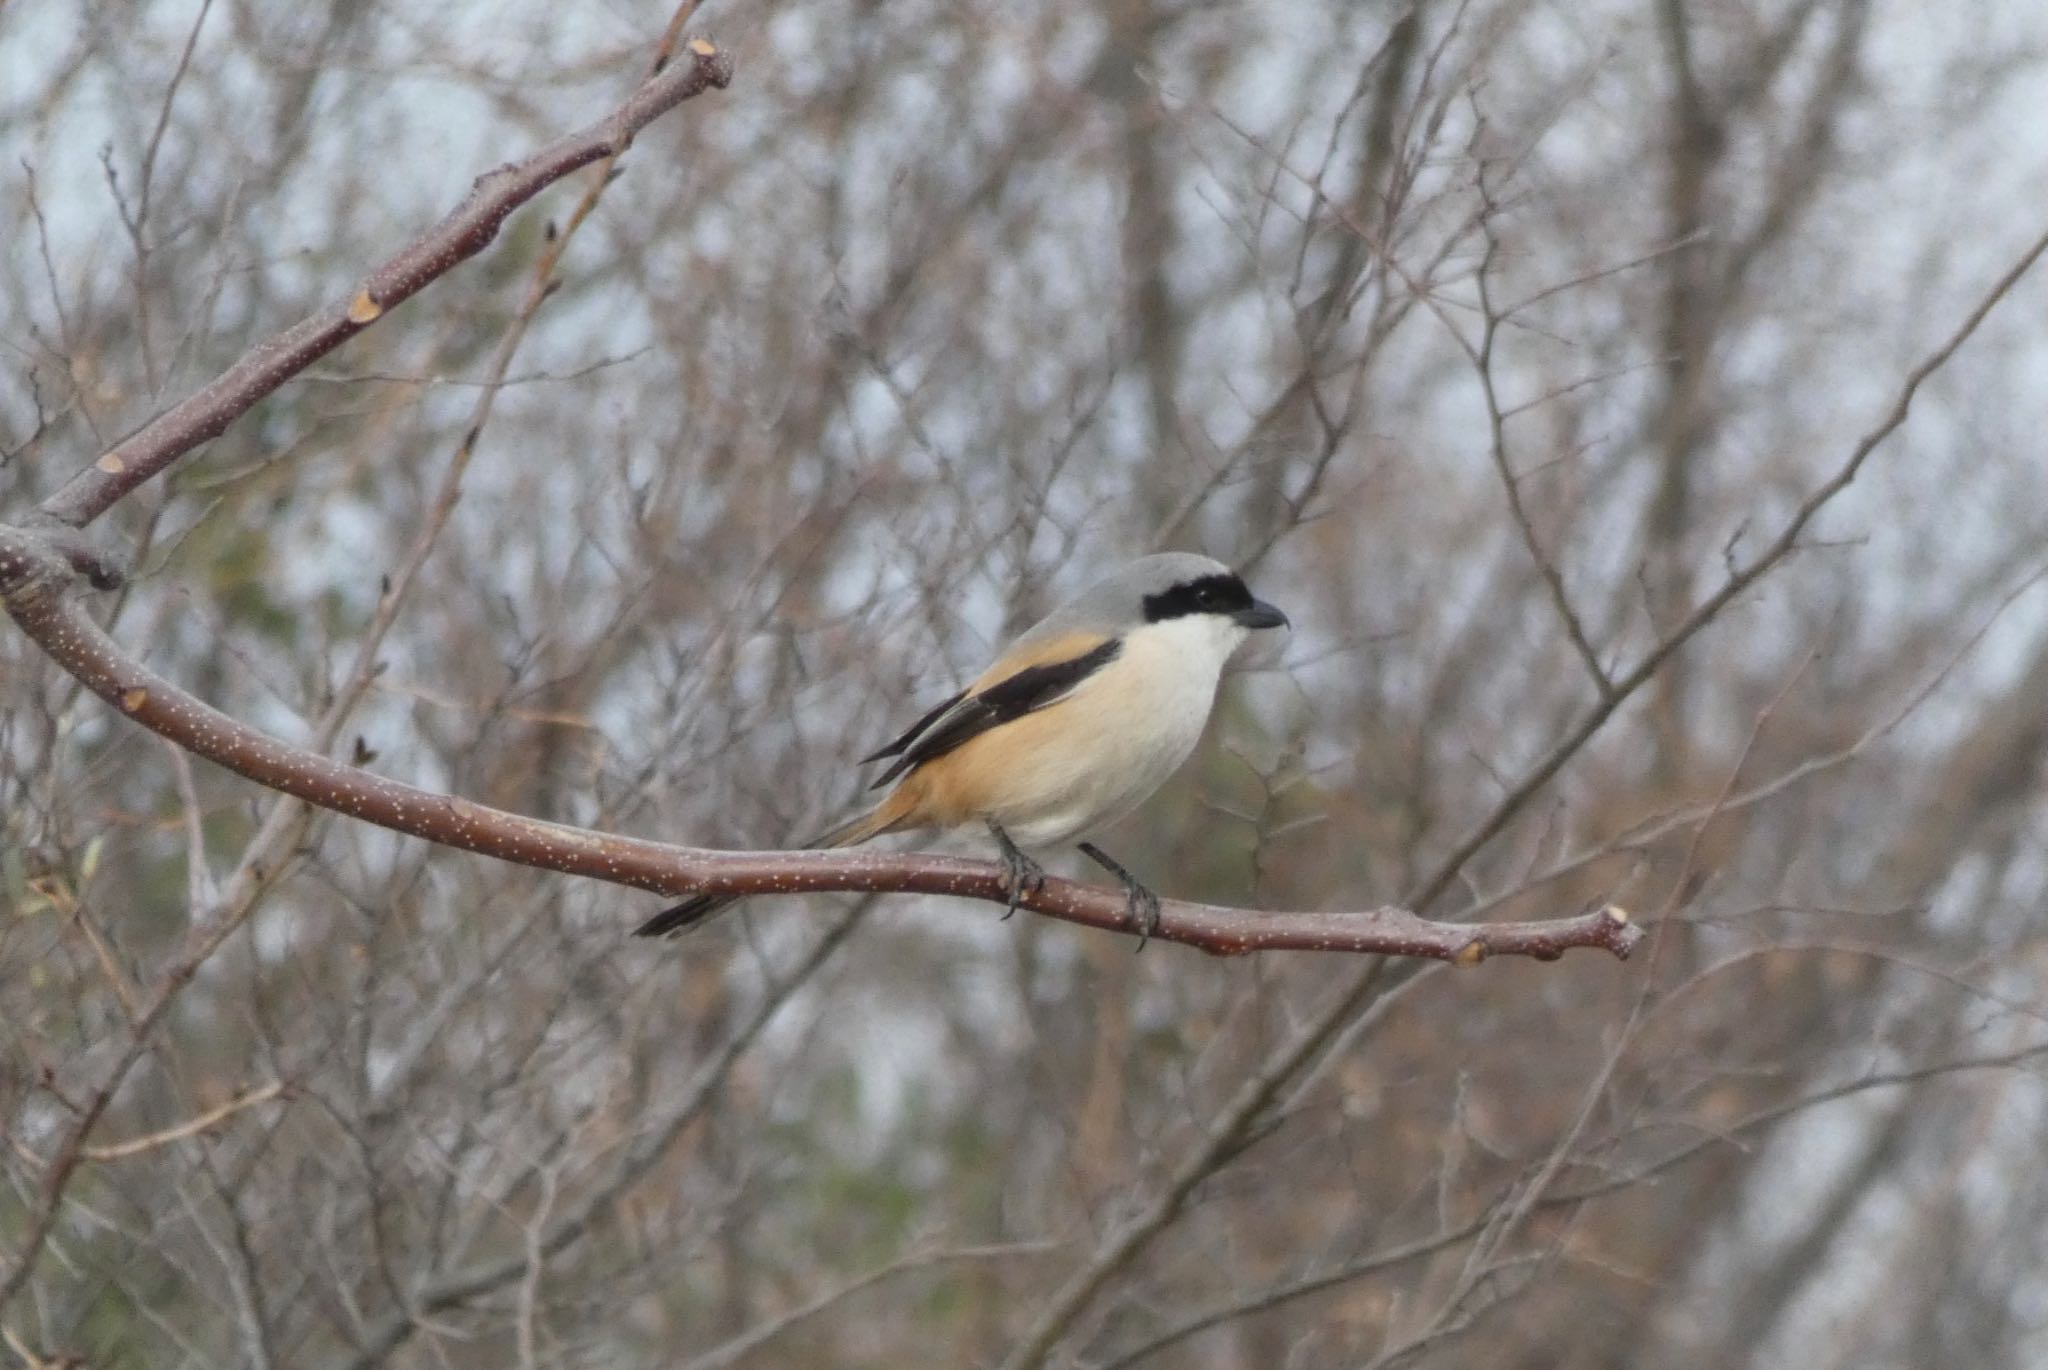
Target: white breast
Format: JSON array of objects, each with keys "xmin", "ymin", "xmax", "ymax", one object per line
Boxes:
[{"xmin": 991, "ymin": 614, "xmax": 1249, "ymax": 849}]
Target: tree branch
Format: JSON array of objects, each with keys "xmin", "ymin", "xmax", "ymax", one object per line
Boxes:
[
  {"xmin": 1100, "ymin": 1036, "xmax": 2048, "ymax": 1369},
  {"xmin": 34, "ymin": 37, "xmax": 734, "ymax": 536},
  {"xmin": 0, "ymin": 14, "xmax": 1634, "ymax": 966},
  {"xmin": 0, "ymin": 564, "xmax": 1636, "ymax": 962},
  {"xmin": 79, "ymin": 1082, "xmax": 285, "ymax": 1162},
  {"xmin": 989, "ymin": 221, "xmax": 2048, "ymax": 1366},
  {"xmin": 1408, "ymin": 216, "xmax": 2048, "ymax": 911}
]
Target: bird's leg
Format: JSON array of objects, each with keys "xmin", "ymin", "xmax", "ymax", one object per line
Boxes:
[
  {"xmin": 986, "ymin": 821, "xmax": 1044, "ymax": 920},
  {"xmin": 1078, "ymin": 842, "xmax": 1163, "ymax": 950}
]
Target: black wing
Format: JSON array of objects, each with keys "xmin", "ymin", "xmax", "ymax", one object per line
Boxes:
[
  {"xmin": 868, "ymin": 638, "xmax": 1122, "ymax": 789},
  {"xmin": 858, "ymin": 688, "xmax": 967, "ymax": 766}
]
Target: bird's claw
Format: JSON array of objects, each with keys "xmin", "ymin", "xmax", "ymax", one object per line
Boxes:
[
  {"xmin": 1126, "ymin": 883, "xmax": 1163, "ymax": 951},
  {"xmin": 999, "ymin": 845, "xmax": 1045, "ymax": 920},
  {"xmin": 1077, "ymin": 842, "xmax": 1165, "ymax": 951}
]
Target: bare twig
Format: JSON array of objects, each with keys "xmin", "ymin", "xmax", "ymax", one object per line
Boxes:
[
  {"xmin": 33, "ymin": 37, "xmax": 733, "ymax": 533},
  {"xmin": 994, "ymin": 964, "xmax": 1404, "ymax": 1370},
  {"xmin": 1470, "ymin": 181, "xmax": 1613, "ymax": 697},
  {"xmin": 339, "ymin": 905, "xmax": 869, "ymax": 1370},
  {"xmin": 163, "ymin": 735, "xmax": 216, "ymax": 913},
  {"xmin": 1409, "ymin": 216, "xmax": 2048, "ymax": 911},
  {"xmin": 680, "ymin": 1242, "xmax": 1057, "ymax": 1370},
  {"xmin": 80, "ymin": 1081, "xmax": 284, "ymax": 1161},
  {"xmin": 0, "ymin": 29, "xmax": 734, "ymax": 1321},
  {"xmin": 989, "ymin": 218, "xmax": 2048, "ymax": 1369},
  {"xmin": 1099, "ymin": 1038, "xmax": 2048, "ymax": 1369}
]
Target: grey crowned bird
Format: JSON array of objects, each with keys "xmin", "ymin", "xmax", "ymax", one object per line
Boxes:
[{"xmin": 635, "ymin": 552, "xmax": 1289, "ymax": 943}]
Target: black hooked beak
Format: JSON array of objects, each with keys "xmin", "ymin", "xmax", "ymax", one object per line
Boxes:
[{"xmin": 1234, "ymin": 598, "xmax": 1289, "ymax": 631}]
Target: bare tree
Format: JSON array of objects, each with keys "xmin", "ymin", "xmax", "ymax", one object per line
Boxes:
[{"xmin": 6, "ymin": 2, "xmax": 2048, "ymax": 1367}]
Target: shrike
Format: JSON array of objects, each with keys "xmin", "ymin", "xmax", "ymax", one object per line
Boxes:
[{"xmin": 634, "ymin": 552, "xmax": 1288, "ymax": 944}]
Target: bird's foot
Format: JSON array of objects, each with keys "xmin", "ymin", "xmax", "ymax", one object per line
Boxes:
[
  {"xmin": 988, "ymin": 822, "xmax": 1044, "ymax": 920},
  {"xmin": 1079, "ymin": 842, "xmax": 1163, "ymax": 950},
  {"xmin": 1123, "ymin": 882, "xmax": 1163, "ymax": 951},
  {"xmin": 1000, "ymin": 849, "xmax": 1046, "ymax": 920}
]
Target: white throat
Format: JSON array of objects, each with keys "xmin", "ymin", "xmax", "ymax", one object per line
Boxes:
[{"xmin": 1130, "ymin": 612, "xmax": 1252, "ymax": 684}]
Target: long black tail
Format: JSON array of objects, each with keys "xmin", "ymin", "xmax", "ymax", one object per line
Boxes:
[
  {"xmin": 632, "ymin": 803, "xmax": 901, "ymax": 939},
  {"xmin": 632, "ymin": 890, "xmax": 739, "ymax": 939}
]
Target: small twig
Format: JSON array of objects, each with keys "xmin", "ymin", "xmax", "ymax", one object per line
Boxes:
[
  {"xmin": 995, "ymin": 216, "xmax": 2048, "ymax": 1370},
  {"xmin": 70, "ymin": 900, "xmax": 143, "ymax": 1026},
  {"xmin": 1, "ymin": 1322, "xmax": 77, "ymax": 1370},
  {"xmin": 164, "ymin": 736, "xmax": 217, "ymax": 914},
  {"xmin": 80, "ymin": 1081, "xmax": 285, "ymax": 1161},
  {"xmin": 680, "ymin": 1241, "xmax": 1058, "ymax": 1370},
  {"xmin": 0, "ymin": 28, "xmax": 734, "ymax": 1321},
  {"xmin": 514, "ymin": 1165, "xmax": 560, "ymax": 1370},
  {"xmin": 1497, "ymin": 353, "xmax": 1676, "ymax": 420},
  {"xmin": 340, "ymin": 905, "xmax": 869, "ymax": 1370},
  {"xmin": 1500, "ymin": 229, "xmax": 1709, "ymax": 316},
  {"xmin": 1470, "ymin": 175, "xmax": 1614, "ymax": 698},
  {"xmin": 297, "ymin": 348, "xmax": 650, "ymax": 389},
  {"xmin": 1098, "ymin": 1037, "xmax": 2048, "ymax": 1369},
  {"xmin": 1443, "ymin": 652, "xmax": 1803, "ymax": 1325},
  {"xmin": 1408, "ymin": 216, "xmax": 2048, "ymax": 911},
  {"xmin": 34, "ymin": 37, "xmax": 733, "ymax": 531},
  {"xmin": 107, "ymin": 0, "xmax": 216, "ymax": 394},
  {"xmin": 1465, "ymin": 560, "xmax": 2048, "ymax": 919}
]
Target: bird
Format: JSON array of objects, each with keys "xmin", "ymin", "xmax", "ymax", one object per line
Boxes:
[{"xmin": 633, "ymin": 552, "xmax": 1289, "ymax": 945}]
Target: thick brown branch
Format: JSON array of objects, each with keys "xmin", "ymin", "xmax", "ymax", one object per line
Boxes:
[
  {"xmin": 0, "ymin": 576, "xmax": 1636, "ymax": 963},
  {"xmin": 35, "ymin": 38, "xmax": 733, "ymax": 533}
]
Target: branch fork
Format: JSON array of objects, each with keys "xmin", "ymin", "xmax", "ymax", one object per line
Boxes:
[{"xmin": 0, "ymin": 517, "xmax": 124, "ymax": 597}]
